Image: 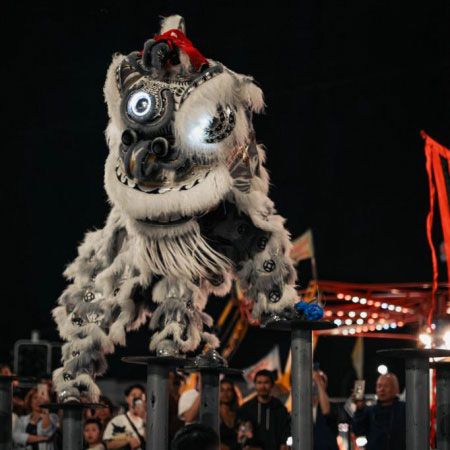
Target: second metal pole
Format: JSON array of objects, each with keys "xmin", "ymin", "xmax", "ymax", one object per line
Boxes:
[
  {"xmin": 62, "ymin": 406, "xmax": 83, "ymax": 450},
  {"xmin": 291, "ymin": 327, "xmax": 313, "ymax": 450},
  {"xmin": 436, "ymin": 362, "xmax": 450, "ymax": 450},
  {"xmin": 147, "ymin": 363, "xmax": 169, "ymax": 450},
  {"xmin": 405, "ymin": 356, "xmax": 429, "ymax": 450},
  {"xmin": 200, "ymin": 372, "xmax": 220, "ymax": 435}
]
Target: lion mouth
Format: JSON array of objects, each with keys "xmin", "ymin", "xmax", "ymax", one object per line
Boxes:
[
  {"xmin": 137, "ymin": 214, "xmax": 195, "ymax": 226},
  {"xmin": 115, "ymin": 164, "xmax": 211, "ymax": 194}
]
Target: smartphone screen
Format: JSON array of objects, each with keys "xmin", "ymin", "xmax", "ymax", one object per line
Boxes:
[{"xmin": 354, "ymin": 380, "xmax": 365, "ymax": 401}]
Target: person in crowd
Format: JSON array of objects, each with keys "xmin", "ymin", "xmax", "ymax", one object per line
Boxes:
[
  {"xmin": 83, "ymin": 418, "xmax": 106, "ymax": 450},
  {"xmin": 168, "ymin": 370, "xmax": 185, "ymax": 442},
  {"xmin": 0, "ymin": 363, "xmax": 15, "ymax": 379},
  {"xmin": 178, "ymin": 377, "xmax": 201, "ymax": 425},
  {"xmin": 0, "ymin": 363, "xmax": 25, "ymax": 415},
  {"xmin": 86, "ymin": 396, "xmax": 114, "ymax": 429},
  {"xmin": 219, "ymin": 378, "xmax": 243, "ymax": 450},
  {"xmin": 352, "ymin": 372, "xmax": 405, "ymax": 450},
  {"xmin": 13, "ymin": 387, "xmax": 59, "ymax": 449},
  {"xmin": 13, "ymin": 388, "xmax": 27, "ymax": 416},
  {"xmin": 237, "ymin": 370, "xmax": 290, "ymax": 450},
  {"xmin": 103, "ymin": 384, "xmax": 146, "ymax": 450},
  {"xmin": 312, "ymin": 370, "xmax": 338, "ymax": 450},
  {"xmin": 172, "ymin": 423, "xmax": 220, "ymax": 450}
]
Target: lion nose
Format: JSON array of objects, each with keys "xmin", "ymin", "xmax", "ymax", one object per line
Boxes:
[
  {"xmin": 121, "ymin": 129, "xmax": 138, "ymax": 146},
  {"xmin": 150, "ymin": 137, "xmax": 169, "ymax": 158},
  {"xmin": 121, "ymin": 134, "xmax": 180, "ymax": 183}
]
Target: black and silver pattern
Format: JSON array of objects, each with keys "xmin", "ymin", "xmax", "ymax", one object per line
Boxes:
[
  {"xmin": 204, "ymin": 105, "xmax": 236, "ymax": 143},
  {"xmin": 117, "ymin": 56, "xmax": 224, "ymax": 112}
]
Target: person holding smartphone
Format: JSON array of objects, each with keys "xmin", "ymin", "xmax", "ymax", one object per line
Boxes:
[
  {"xmin": 312, "ymin": 370, "xmax": 338, "ymax": 450},
  {"xmin": 352, "ymin": 373, "xmax": 405, "ymax": 450},
  {"xmin": 103, "ymin": 384, "xmax": 146, "ymax": 450},
  {"xmin": 13, "ymin": 387, "xmax": 59, "ymax": 449}
]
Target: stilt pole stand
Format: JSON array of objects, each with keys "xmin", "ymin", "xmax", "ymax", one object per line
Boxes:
[
  {"xmin": 264, "ymin": 319, "xmax": 336, "ymax": 450},
  {"xmin": 378, "ymin": 348, "xmax": 450, "ymax": 450},
  {"xmin": 123, "ymin": 356, "xmax": 187, "ymax": 450}
]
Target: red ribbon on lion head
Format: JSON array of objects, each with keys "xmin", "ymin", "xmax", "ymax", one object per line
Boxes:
[{"xmin": 153, "ymin": 29, "xmax": 208, "ymax": 71}]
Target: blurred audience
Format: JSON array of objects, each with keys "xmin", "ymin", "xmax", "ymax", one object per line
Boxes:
[
  {"xmin": 168, "ymin": 371, "xmax": 185, "ymax": 442},
  {"xmin": 13, "ymin": 387, "xmax": 59, "ymax": 449},
  {"xmin": 4, "ymin": 359, "xmax": 409, "ymax": 450},
  {"xmin": 103, "ymin": 384, "xmax": 146, "ymax": 450},
  {"xmin": 237, "ymin": 370, "xmax": 290, "ymax": 450},
  {"xmin": 0, "ymin": 363, "xmax": 25, "ymax": 415},
  {"xmin": 0, "ymin": 364, "xmax": 11, "ymax": 375},
  {"xmin": 352, "ymin": 373, "xmax": 405, "ymax": 450},
  {"xmin": 13, "ymin": 388, "xmax": 27, "ymax": 416},
  {"xmin": 219, "ymin": 379, "xmax": 239, "ymax": 450},
  {"xmin": 312, "ymin": 370, "xmax": 338, "ymax": 450},
  {"xmin": 85, "ymin": 396, "xmax": 114, "ymax": 429},
  {"xmin": 83, "ymin": 418, "xmax": 106, "ymax": 450},
  {"xmin": 172, "ymin": 423, "xmax": 220, "ymax": 450},
  {"xmin": 178, "ymin": 377, "xmax": 201, "ymax": 425}
]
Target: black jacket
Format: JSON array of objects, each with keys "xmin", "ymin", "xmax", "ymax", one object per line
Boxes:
[
  {"xmin": 352, "ymin": 398, "xmax": 406, "ymax": 450},
  {"xmin": 314, "ymin": 406, "xmax": 339, "ymax": 450},
  {"xmin": 237, "ymin": 397, "xmax": 290, "ymax": 450}
]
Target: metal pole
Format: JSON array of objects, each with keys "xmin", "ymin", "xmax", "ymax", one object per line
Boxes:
[
  {"xmin": 436, "ymin": 363, "xmax": 450, "ymax": 450},
  {"xmin": 147, "ymin": 363, "xmax": 169, "ymax": 450},
  {"xmin": 291, "ymin": 327, "xmax": 313, "ymax": 450},
  {"xmin": 62, "ymin": 406, "xmax": 83, "ymax": 450},
  {"xmin": 200, "ymin": 371, "xmax": 220, "ymax": 435},
  {"xmin": 0, "ymin": 377, "xmax": 12, "ymax": 450},
  {"xmin": 405, "ymin": 356, "xmax": 429, "ymax": 450}
]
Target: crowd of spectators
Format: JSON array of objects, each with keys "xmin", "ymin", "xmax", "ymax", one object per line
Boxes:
[{"xmin": 3, "ymin": 361, "xmax": 406, "ymax": 450}]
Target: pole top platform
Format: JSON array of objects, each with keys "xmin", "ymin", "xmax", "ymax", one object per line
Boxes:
[
  {"xmin": 122, "ymin": 355, "xmax": 188, "ymax": 366},
  {"xmin": 377, "ymin": 348, "xmax": 450, "ymax": 359},
  {"xmin": 263, "ymin": 319, "xmax": 336, "ymax": 332},
  {"xmin": 183, "ymin": 366, "xmax": 243, "ymax": 376},
  {"xmin": 40, "ymin": 402, "xmax": 105, "ymax": 411}
]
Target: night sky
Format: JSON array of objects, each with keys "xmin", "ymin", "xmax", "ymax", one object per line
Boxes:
[{"xmin": 4, "ymin": 1, "xmax": 449, "ymax": 395}]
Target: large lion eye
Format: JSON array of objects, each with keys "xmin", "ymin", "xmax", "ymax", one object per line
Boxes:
[
  {"xmin": 204, "ymin": 105, "xmax": 235, "ymax": 143},
  {"xmin": 126, "ymin": 91, "xmax": 155, "ymax": 122}
]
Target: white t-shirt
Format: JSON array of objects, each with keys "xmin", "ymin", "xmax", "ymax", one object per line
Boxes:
[
  {"xmin": 178, "ymin": 389, "xmax": 200, "ymax": 424},
  {"xmin": 103, "ymin": 412, "xmax": 145, "ymax": 449}
]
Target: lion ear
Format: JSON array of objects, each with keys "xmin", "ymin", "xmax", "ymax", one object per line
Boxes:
[
  {"xmin": 240, "ymin": 77, "xmax": 265, "ymax": 114},
  {"xmin": 159, "ymin": 14, "xmax": 186, "ymax": 35}
]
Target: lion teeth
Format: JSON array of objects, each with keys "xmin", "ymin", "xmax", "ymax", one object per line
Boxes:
[
  {"xmin": 184, "ymin": 180, "xmax": 196, "ymax": 190},
  {"xmin": 116, "ymin": 161, "xmax": 212, "ymax": 195}
]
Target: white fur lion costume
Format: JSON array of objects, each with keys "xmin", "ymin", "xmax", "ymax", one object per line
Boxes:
[{"xmin": 53, "ymin": 15, "xmax": 298, "ymax": 402}]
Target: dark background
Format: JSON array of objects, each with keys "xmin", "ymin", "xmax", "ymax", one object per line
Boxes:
[{"xmin": 4, "ymin": 0, "xmax": 449, "ymax": 395}]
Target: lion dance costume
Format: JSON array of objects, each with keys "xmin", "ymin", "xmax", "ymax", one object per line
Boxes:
[{"xmin": 53, "ymin": 15, "xmax": 298, "ymax": 402}]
